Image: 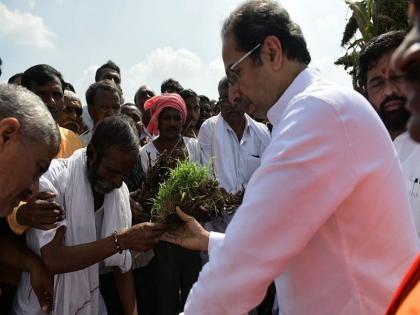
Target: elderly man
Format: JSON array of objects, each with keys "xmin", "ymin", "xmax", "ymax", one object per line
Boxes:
[
  {"xmin": 164, "ymin": 1, "xmax": 419, "ymax": 314},
  {"xmin": 0, "ymin": 84, "xmax": 61, "ymax": 313},
  {"xmin": 13, "ymin": 115, "xmax": 165, "ymax": 315},
  {"xmin": 60, "ymin": 90, "xmax": 84, "ymax": 134}
]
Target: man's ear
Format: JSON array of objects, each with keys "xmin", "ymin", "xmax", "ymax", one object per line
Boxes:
[
  {"xmin": 263, "ymin": 35, "xmax": 283, "ymax": 71},
  {"xmin": 0, "ymin": 118, "xmax": 20, "ymax": 146}
]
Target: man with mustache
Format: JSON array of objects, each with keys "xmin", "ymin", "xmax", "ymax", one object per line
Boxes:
[
  {"xmin": 197, "ymin": 77, "xmax": 270, "ymax": 232},
  {"xmin": 0, "ymin": 84, "xmax": 61, "ymax": 313},
  {"xmin": 13, "ymin": 115, "xmax": 165, "ymax": 315},
  {"xmin": 358, "ymin": 31, "xmax": 409, "ymax": 141},
  {"xmin": 359, "ymin": 31, "xmax": 420, "ymax": 241},
  {"xmin": 360, "ymin": 32, "xmax": 420, "ymax": 240}
]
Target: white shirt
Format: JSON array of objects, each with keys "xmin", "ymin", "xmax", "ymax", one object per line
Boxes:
[
  {"xmin": 198, "ymin": 114, "xmax": 270, "ymax": 193},
  {"xmin": 183, "ymin": 68, "xmax": 419, "ymax": 315},
  {"xmin": 140, "ymin": 136, "xmax": 201, "ymax": 171},
  {"xmin": 394, "ymin": 132, "xmax": 420, "ymax": 239}
]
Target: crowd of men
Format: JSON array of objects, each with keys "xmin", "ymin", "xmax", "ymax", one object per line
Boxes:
[{"xmin": 0, "ymin": 0, "xmax": 419, "ymax": 314}]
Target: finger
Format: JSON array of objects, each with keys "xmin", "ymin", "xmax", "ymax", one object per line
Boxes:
[
  {"xmin": 35, "ymin": 191, "xmax": 57, "ymax": 201},
  {"xmin": 35, "ymin": 200, "xmax": 63, "ymax": 210},
  {"xmin": 175, "ymin": 206, "xmax": 194, "ymax": 222}
]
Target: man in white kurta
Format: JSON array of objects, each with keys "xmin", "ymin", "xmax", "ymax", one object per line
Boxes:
[
  {"xmin": 198, "ymin": 77, "xmax": 270, "ymax": 194},
  {"xmin": 166, "ymin": 2, "xmax": 419, "ymax": 314}
]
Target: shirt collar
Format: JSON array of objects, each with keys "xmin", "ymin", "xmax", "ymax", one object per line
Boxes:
[{"xmin": 267, "ymin": 67, "xmax": 320, "ymax": 126}]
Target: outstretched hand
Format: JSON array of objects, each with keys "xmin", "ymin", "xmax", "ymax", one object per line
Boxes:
[{"xmin": 160, "ymin": 207, "xmax": 210, "ymax": 251}]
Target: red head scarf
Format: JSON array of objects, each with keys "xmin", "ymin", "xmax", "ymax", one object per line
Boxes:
[{"xmin": 144, "ymin": 93, "xmax": 187, "ymax": 136}]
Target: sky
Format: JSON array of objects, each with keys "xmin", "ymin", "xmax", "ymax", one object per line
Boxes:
[{"xmin": 0, "ymin": 0, "xmax": 353, "ymax": 103}]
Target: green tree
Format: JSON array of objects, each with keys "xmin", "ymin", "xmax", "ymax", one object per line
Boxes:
[{"xmin": 336, "ymin": 0, "xmax": 409, "ymax": 91}]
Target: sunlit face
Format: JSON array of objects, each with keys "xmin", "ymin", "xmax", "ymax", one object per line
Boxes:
[
  {"xmin": 158, "ymin": 108, "xmax": 183, "ymax": 140},
  {"xmin": 30, "ymin": 76, "xmax": 64, "ymax": 122},
  {"xmin": 222, "ymin": 35, "xmax": 270, "ymax": 120},
  {"xmin": 0, "ymin": 127, "xmax": 53, "ymax": 216},
  {"xmin": 89, "ymin": 89, "xmax": 121, "ymax": 125},
  {"xmin": 366, "ymin": 51, "xmax": 409, "ymax": 132},
  {"xmin": 87, "ymin": 145, "xmax": 137, "ymax": 195},
  {"xmin": 60, "ymin": 96, "xmax": 82, "ymax": 133}
]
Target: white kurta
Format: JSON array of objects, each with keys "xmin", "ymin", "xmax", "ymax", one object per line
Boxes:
[
  {"xmin": 139, "ymin": 136, "xmax": 201, "ymax": 171},
  {"xmin": 13, "ymin": 149, "xmax": 132, "ymax": 315},
  {"xmin": 198, "ymin": 114, "xmax": 270, "ymax": 193},
  {"xmin": 394, "ymin": 131, "xmax": 420, "ymax": 239},
  {"xmin": 182, "ymin": 68, "xmax": 419, "ymax": 315}
]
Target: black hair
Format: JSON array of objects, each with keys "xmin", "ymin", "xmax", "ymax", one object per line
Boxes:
[
  {"xmin": 87, "ymin": 114, "xmax": 139, "ymax": 160},
  {"xmin": 161, "ymin": 78, "xmax": 183, "ymax": 94},
  {"xmin": 358, "ymin": 30, "xmax": 406, "ymax": 92},
  {"xmin": 64, "ymin": 82, "xmax": 76, "ymax": 92},
  {"xmin": 85, "ymin": 79, "xmax": 121, "ymax": 107},
  {"xmin": 222, "ymin": 0, "xmax": 311, "ymax": 65},
  {"xmin": 8, "ymin": 73, "xmax": 23, "ymax": 85},
  {"xmin": 199, "ymin": 95, "xmax": 210, "ymax": 104},
  {"xmin": 95, "ymin": 60, "xmax": 120, "ymax": 82},
  {"xmin": 218, "ymin": 76, "xmax": 229, "ymax": 96},
  {"xmin": 21, "ymin": 64, "xmax": 65, "ymax": 91},
  {"xmin": 179, "ymin": 88, "xmax": 198, "ymax": 100}
]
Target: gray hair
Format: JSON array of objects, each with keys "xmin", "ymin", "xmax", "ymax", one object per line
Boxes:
[{"xmin": 0, "ymin": 84, "xmax": 61, "ymax": 156}]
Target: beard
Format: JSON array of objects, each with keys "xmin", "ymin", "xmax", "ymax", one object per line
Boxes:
[
  {"xmin": 87, "ymin": 160, "xmax": 117, "ymax": 195},
  {"xmin": 378, "ymin": 95, "xmax": 410, "ymax": 132}
]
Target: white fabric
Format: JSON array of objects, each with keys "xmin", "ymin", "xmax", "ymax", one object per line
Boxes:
[
  {"xmin": 13, "ymin": 148, "xmax": 132, "ymax": 315},
  {"xmin": 80, "ymin": 128, "xmax": 93, "ymax": 146},
  {"xmin": 198, "ymin": 114, "xmax": 270, "ymax": 193},
  {"xmin": 183, "ymin": 68, "xmax": 419, "ymax": 315},
  {"xmin": 394, "ymin": 131, "xmax": 420, "ymax": 239},
  {"xmin": 140, "ymin": 136, "xmax": 201, "ymax": 172}
]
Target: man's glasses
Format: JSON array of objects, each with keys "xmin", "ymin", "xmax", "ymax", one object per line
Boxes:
[{"xmin": 226, "ymin": 43, "xmax": 261, "ymax": 86}]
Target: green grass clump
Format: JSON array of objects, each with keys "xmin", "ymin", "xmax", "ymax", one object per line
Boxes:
[{"xmin": 151, "ymin": 160, "xmax": 242, "ymax": 227}]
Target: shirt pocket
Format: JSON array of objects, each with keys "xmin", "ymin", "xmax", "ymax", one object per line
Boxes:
[{"xmin": 244, "ymin": 154, "xmax": 262, "ymax": 181}]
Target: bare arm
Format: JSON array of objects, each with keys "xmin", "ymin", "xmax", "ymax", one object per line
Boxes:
[
  {"xmin": 114, "ymin": 268, "xmax": 138, "ymax": 315},
  {"xmin": 41, "ymin": 223, "xmax": 166, "ymax": 274}
]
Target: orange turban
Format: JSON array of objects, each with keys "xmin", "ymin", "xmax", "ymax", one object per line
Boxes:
[{"xmin": 144, "ymin": 93, "xmax": 187, "ymax": 136}]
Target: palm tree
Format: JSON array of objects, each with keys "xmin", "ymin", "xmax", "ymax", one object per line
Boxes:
[{"xmin": 335, "ymin": 0, "xmax": 409, "ymax": 91}]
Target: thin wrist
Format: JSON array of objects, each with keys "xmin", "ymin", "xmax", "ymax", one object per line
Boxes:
[{"xmin": 116, "ymin": 230, "xmax": 128, "ymax": 251}]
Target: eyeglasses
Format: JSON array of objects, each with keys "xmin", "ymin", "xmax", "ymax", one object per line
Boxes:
[{"xmin": 227, "ymin": 43, "xmax": 261, "ymax": 86}]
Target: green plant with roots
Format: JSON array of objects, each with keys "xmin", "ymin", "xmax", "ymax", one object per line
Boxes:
[{"xmin": 151, "ymin": 160, "xmax": 243, "ymax": 228}]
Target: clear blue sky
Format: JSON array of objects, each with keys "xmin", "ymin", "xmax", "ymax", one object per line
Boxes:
[{"xmin": 0, "ymin": 0, "xmax": 352, "ymax": 103}]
